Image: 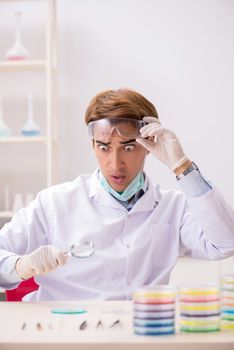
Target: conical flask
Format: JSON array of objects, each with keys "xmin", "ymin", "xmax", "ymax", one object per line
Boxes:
[
  {"xmin": 21, "ymin": 94, "xmax": 41, "ymax": 136},
  {"xmin": 5, "ymin": 11, "xmax": 30, "ymax": 61},
  {"xmin": 0, "ymin": 94, "xmax": 11, "ymax": 138}
]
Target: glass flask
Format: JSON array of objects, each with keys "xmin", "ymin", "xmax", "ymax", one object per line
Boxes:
[
  {"xmin": 21, "ymin": 94, "xmax": 41, "ymax": 136},
  {"xmin": 0, "ymin": 94, "xmax": 11, "ymax": 138},
  {"xmin": 5, "ymin": 11, "xmax": 30, "ymax": 61}
]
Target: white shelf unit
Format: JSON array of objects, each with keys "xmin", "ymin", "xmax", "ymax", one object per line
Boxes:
[
  {"xmin": 0, "ymin": 60, "xmax": 46, "ymax": 71},
  {"xmin": 0, "ymin": 0, "xmax": 58, "ymax": 221},
  {"xmin": 0, "ymin": 211, "xmax": 13, "ymax": 219},
  {"xmin": 0, "ymin": 136, "xmax": 47, "ymax": 143}
]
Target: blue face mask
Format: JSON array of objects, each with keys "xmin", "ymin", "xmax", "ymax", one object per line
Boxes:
[{"xmin": 99, "ymin": 171, "xmax": 145, "ymax": 201}]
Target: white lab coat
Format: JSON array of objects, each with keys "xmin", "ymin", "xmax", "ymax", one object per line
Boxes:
[{"xmin": 0, "ymin": 169, "xmax": 234, "ymax": 301}]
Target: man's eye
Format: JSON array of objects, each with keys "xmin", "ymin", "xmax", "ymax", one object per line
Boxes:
[
  {"xmin": 98, "ymin": 145, "xmax": 109, "ymax": 152},
  {"xmin": 124, "ymin": 145, "xmax": 135, "ymax": 152}
]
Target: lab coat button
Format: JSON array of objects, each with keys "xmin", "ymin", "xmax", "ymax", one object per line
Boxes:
[
  {"xmin": 127, "ymin": 280, "xmax": 131, "ymax": 286},
  {"xmin": 126, "ymin": 243, "xmax": 131, "ymax": 249}
]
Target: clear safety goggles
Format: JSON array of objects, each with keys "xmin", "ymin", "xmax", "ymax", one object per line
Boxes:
[{"xmin": 88, "ymin": 118, "xmax": 147, "ymax": 140}]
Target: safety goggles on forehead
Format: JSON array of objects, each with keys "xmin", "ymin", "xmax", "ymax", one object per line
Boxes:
[{"xmin": 88, "ymin": 118, "xmax": 147, "ymax": 140}]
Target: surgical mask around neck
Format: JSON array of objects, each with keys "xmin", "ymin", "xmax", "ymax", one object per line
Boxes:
[{"xmin": 99, "ymin": 171, "xmax": 145, "ymax": 201}]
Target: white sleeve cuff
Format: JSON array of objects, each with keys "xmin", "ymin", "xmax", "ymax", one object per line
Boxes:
[
  {"xmin": 177, "ymin": 169, "xmax": 212, "ymax": 198},
  {"xmin": 0, "ymin": 255, "xmax": 23, "ymax": 289}
]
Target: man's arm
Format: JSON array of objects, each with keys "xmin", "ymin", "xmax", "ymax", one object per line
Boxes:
[
  {"xmin": 0, "ymin": 192, "xmax": 67, "ymax": 288},
  {"xmin": 136, "ymin": 116, "xmax": 234, "ymax": 258}
]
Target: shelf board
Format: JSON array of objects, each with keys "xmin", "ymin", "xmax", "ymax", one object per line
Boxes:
[
  {"xmin": 0, "ymin": 60, "xmax": 46, "ymax": 71},
  {"xmin": 0, "ymin": 211, "xmax": 13, "ymax": 219},
  {"xmin": 0, "ymin": 136, "xmax": 47, "ymax": 143}
]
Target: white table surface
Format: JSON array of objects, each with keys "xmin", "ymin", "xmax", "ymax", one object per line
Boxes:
[{"xmin": 0, "ymin": 300, "xmax": 233, "ymax": 350}]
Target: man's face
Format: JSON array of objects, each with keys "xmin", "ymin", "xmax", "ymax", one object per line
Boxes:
[{"xmin": 93, "ymin": 131, "xmax": 148, "ymax": 192}]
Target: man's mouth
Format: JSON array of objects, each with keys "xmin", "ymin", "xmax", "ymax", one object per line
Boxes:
[{"xmin": 110, "ymin": 175, "xmax": 126, "ymax": 185}]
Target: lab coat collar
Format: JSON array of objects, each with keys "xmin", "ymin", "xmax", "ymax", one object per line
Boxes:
[{"xmin": 88, "ymin": 169, "xmax": 161, "ymax": 213}]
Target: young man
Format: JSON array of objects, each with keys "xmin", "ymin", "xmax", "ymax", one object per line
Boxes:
[{"xmin": 0, "ymin": 88, "xmax": 234, "ymax": 301}]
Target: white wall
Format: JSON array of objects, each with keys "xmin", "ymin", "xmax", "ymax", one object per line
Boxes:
[
  {"xmin": 57, "ymin": 0, "xmax": 234, "ymax": 209},
  {"xmin": 0, "ymin": 0, "xmax": 234, "ymax": 284}
]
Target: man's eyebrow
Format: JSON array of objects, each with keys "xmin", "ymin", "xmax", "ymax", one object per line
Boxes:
[
  {"xmin": 95, "ymin": 139, "xmax": 136, "ymax": 146},
  {"xmin": 119, "ymin": 139, "xmax": 136, "ymax": 145},
  {"xmin": 96, "ymin": 140, "xmax": 110, "ymax": 146}
]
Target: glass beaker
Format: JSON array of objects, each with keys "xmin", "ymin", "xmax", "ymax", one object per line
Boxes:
[
  {"xmin": 12, "ymin": 193, "xmax": 24, "ymax": 212},
  {"xmin": 5, "ymin": 11, "xmax": 30, "ymax": 61},
  {"xmin": 21, "ymin": 94, "xmax": 41, "ymax": 136}
]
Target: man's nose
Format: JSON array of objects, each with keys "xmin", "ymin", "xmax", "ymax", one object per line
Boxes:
[{"xmin": 110, "ymin": 150, "xmax": 124, "ymax": 170}]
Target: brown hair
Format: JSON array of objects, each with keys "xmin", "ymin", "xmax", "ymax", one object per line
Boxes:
[{"xmin": 84, "ymin": 88, "xmax": 158, "ymax": 124}]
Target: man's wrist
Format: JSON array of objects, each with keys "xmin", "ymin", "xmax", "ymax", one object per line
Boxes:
[
  {"xmin": 176, "ymin": 161, "xmax": 199, "ymax": 181},
  {"xmin": 173, "ymin": 160, "xmax": 192, "ymax": 176},
  {"xmin": 15, "ymin": 256, "xmax": 31, "ymax": 281}
]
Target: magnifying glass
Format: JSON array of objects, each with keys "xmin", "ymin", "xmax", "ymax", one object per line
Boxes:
[{"xmin": 66, "ymin": 241, "xmax": 95, "ymax": 258}]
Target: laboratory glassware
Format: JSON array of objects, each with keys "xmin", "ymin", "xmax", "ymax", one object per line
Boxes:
[
  {"xmin": 133, "ymin": 285, "xmax": 176, "ymax": 335},
  {"xmin": 51, "ymin": 308, "xmax": 86, "ymax": 315},
  {"xmin": 25, "ymin": 193, "xmax": 34, "ymax": 207},
  {"xmin": 12, "ymin": 193, "xmax": 24, "ymax": 212},
  {"xmin": 21, "ymin": 94, "xmax": 41, "ymax": 136},
  {"xmin": 67, "ymin": 241, "xmax": 95, "ymax": 258},
  {"xmin": 220, "ymin": 274, "xmax": 234, "ymax": 330},
  {"xmin": 179, "ymin": 283, "xmax": 220, "ymax": 333},
  {"xmin": 0, "ymin": 94, "xmax": 11, "ymax": 137},
  {"xmin": 4, "ymin": 186, "xmax": 10, "ymax": 211},
  {"xmin": 5, "ymin": 11, "xmax": 30, "ymax": 61}
]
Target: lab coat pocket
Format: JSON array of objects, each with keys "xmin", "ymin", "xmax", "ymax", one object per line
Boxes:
[{"xmin": 150, "ymin": 224, "xmax": 178, "ymax": 268}]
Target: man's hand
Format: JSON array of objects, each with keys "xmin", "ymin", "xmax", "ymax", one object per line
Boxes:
[
  {"xmin": 16, "ymin": 245, "xmax": 68, "ymax": 280},
  {"xmin": 136, "ymin": 116, "xmax": 189, "ymax": 172}
]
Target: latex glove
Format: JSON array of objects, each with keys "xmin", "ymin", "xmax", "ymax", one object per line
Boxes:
[
  {"xmin": 15, "ymin": 245, "xmax": 68, "ymax": 280},
  {"xmin": 136, "ymin": 116, "xmax": 188, "ymax": 171}
]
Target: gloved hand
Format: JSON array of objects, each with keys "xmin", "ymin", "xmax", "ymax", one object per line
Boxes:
[
  {"xmin": 136, "ymin": 116, "xmax": 188, "ymax": 171},
  {"xmin": 15, "ymin": 245, "xmax": 68, "ymax": 280}
]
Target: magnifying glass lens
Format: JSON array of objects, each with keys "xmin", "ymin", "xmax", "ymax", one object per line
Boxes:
[{"xmin": 69, "ymin": 241, "xmax": 95, "ymax": 258}]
